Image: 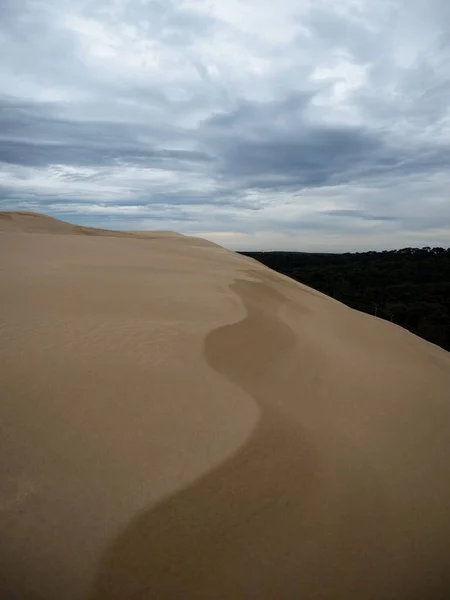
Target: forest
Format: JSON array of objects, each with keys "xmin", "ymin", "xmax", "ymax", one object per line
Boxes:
[{"xmin": 239, "ymin": 247, "xmax": 450, "ymax": 352}]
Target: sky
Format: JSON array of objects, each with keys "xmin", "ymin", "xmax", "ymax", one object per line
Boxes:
[{"xmin": 1, "ymin": 0, "xmax": 449, "ymax": 251}]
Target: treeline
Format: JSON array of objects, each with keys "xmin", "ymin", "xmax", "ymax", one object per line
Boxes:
[{"xmin": 239, "ymin": 247, "xmax": 450, "ymax": 352}]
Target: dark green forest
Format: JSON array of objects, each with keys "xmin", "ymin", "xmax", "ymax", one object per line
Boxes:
[{"xmin": 239, "ymin": 247, "xmax": 450, "ymax": 352}]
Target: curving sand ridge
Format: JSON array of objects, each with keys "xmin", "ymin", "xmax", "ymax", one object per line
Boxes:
[
  {"xmin": 1, "ymin": 212, "xmax": 450, "ymax": 599},
  {"xmin": 0, "ymin": 210, "xmax": 215, "ymax": 244}
]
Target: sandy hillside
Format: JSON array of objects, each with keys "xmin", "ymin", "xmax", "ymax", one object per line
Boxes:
[{"xmin": 1, "ymin": 211, "xmax": 450, "ymax": 600}]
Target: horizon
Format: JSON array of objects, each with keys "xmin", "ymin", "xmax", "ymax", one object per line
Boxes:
[
  {"xmin": 3, "ymin": 210, "xmax": 449, "ymax": 255},
  {"xmin": 1, "ymin": 0, "xmax": 450, "ymax": 251}
]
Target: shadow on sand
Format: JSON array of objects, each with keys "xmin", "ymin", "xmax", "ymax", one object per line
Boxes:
[{"xmin": 89, "ymin": 278, "xmax": 399, "ymax": 600}]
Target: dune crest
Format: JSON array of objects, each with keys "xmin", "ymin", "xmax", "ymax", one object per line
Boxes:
[{"xmin": 1, "ymin": 213, "xmax": 450, "ymax": 599}]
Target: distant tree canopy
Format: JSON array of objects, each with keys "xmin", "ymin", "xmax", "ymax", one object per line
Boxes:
[{"xmin": 239, "ymin": 247, "xmax": 450, "ymax": 352}]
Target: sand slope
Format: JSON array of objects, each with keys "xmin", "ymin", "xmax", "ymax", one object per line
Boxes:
[{"xmin": 1, "ymin": 212, "xmax": 450, "ymax": 600}]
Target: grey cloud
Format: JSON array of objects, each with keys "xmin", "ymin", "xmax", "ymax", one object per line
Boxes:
[
  {"xmin": 0, "ymin": 139, "xmax": 214, "ymax": 169},
  {"xmin": 322, "ymin": 210, "xmax": 398, "ymax": 221},
  {"xmin": 0, "ymin": 96, "xmax": 214, "ymax": 169},
  {"xmin": 301, "ymin": 10, "xmax": 384, "ymax": 63},
  {"xmin": 203, "ymin": 92, "xmax": 316, "ymax": 131},
  {"xmin": 213, "ymin": 127, "xmax": 382, "ymax": 184},
  {"xmin": 200, "ymin": 93, "xmax": 450, "ymax": 193},
  {"xmin": 199, "ymin": 93, "xmax": 386, "ymax": 190}
]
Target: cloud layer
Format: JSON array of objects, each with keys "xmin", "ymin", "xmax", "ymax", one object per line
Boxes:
[{"xmin": 1, "ymin": 0, "xmax": 449, "ymax": 250}]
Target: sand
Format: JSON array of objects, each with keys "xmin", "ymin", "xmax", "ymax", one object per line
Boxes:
[{"xmin": 1, "ymin": 211, "xmax": 450, "ymax": 600}]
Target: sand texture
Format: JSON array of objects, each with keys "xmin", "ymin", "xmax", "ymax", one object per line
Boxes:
[{"xmin": 1, "ymin": 211, "xmax": 450, "ymax": 599}]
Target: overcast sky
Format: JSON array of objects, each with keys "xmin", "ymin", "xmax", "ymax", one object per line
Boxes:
[{"xmin": 1, "ymin": 0, "xmax": 449, "ymax": 250}]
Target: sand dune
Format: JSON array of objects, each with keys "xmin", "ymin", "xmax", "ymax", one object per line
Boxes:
[{"xmin": 1, "ymin": 212, "xmax": 450, "ymax": 599}]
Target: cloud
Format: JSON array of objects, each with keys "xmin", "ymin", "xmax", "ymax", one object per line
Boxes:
[
  {"xmin": 0, "ymin": 0, "xmax": 449, "ymax": 249},
  {"xmin": 322, "ymin": 209, "xmax": 397, "ymax": 221}
]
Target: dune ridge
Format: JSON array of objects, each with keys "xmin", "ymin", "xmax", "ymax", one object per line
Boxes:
[
  {"xmin": 1, "ymin": 212, "xmax": 450, "ymax": 599},
  {"xmin": 0, "ymin": 210, "xmax": 161, "ymax": 237}
]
